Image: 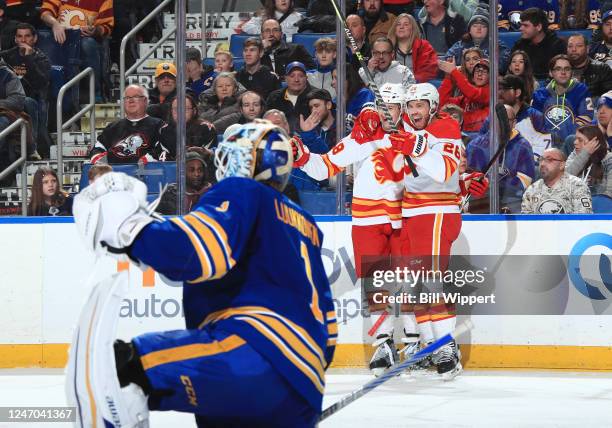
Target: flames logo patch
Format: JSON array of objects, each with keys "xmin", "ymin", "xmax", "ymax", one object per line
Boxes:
[{"xmin": 371, "ymin": 148, "xmax": 403, "ymax": 184}]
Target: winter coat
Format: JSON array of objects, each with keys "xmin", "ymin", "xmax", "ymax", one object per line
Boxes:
[
  {"xmin": 198, "ymin": 87, "xmax": 244, "ymax": 133},
  {"xmin": 365, "ymin": 11, "xmax": 397, "ymax": 45},
  {"xmin": 266, "ymin": 84, "xmax": 314, "ymax": 133},
  {"xmin": 2, "ymin": 46, "xmax": 51, "ymax": 99},
  {"xmin": 261, "ymin": 40, "xmax": 316, "ymax": 78},
  {"xmin": 576, "ymin": 58, "xmax": 612, "ymax": 98},
  {"xmin": 439, "ymin": 68, "xmax": 489, "ymax": 132},
  {"xmin": 394, "ymin": 38, "xmax": 438, "ymax": 83},
  {"xmin": 306, "ymin": 64, "xmax": 335, "ymax": 98}
]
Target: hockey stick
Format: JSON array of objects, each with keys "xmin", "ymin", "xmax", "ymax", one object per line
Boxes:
[
  {"xmin": 319, "ymin": 320, "xmax": 473, "ymax": 422},
  {"xmin": 328, "ymin": 0, "xmax": 418, "ymax": 177},
  {"xmin": 461, "ymin": 103, "xmax": 512, "ymax": 211}
]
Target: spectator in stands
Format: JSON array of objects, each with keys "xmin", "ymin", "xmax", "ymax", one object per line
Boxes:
[
  {"xmin": 417, "ymin": 0, "xmax": 478, "ymax": 25},
  {"xmin": 532, "ymin": 54, "xmax": 593, "ymax": 147},
  {"xmin": 596, "ymin": 91, "xmax": 612, "ymax": 148},
  {"xmin": 157, "ymin": 148, "xmax": 216, "ymax": 215},
  {"xmin": 387, "ymin": 13, "xmax": 438, "ymax": 83},
  {"xmin": 497, "ymin": 74, "xmax": 550, "ymax": 162},
  {"xmin": 511, "ymin": 7, "xmax": 567, "ymax": 80},
  {"xmin": 263, "ymin": 108, "xmax": 291, "ymax": 131},
  {"xmin": 468, "ymin": 104, "xmax": 536, "ymax": 213},
  {"xmin": 238, "ymin": 91, "xmax": 265, "ymax": 123},
  {"xmin": 445, "ymin": 6, "xmax": 511, "ymax": 74},
  {"xmin": 307, "ymin": 38, "xmax": 336, "ymax": 98},
  {"xmin": 3, "ymin": 23, "xmax": 51, "ymax": 159},
  {"xmin": 28, "ymin": 166, "xmax": 73, "ymax": 216},
  {"xmin": 156, "ymin": 94, "xmax": 217, "ymax": 161},
  {"xmin": 198, "ymin": 72, "xmax": 244, "ymax": 134},
  {"xmin": 260, "ymin": 18, "xmax": 315, "ymax": 79},
  {"xmin": 567, "ymin": 33, "xmax": 612, "ymax": 98},
  {"xmin": 457, "ymin": 47, "xmax": 484, "ymax": 87},
  {"xmin": 346, "ymin": 14, "xmax": 371, "ymax": 74},
  {"xmin": 566, "ymin": 124, "xmax": 612, "ymax": 198},
  {"xmin": 4, "ymin": 0, "xmax": 38, "ymax": 27},
  {"xmin": 299, "ymin": 89, "xmax": 336, "ymax": 151},
  {"xmin": 441, "ymin": 102, "xmax": 471, "ymax": 144},
  {"xmin": 439, "ymin": 57, "xmax": 490, "ymax": 132},
  {"xmin": 87, "ymin": 164, "xmax": 113, "ymax": 184},
  {"xmin": 418, "ymin": 0, "xmax": 467, "ymax": 55},
  {"xmin": 242, "ymin": 0, "xmax": 303, "ymax": 42},
  {"xmin": 360, "ymin": 0, "xmax": 396, "ymax": 44},
  {"xmin": 266, "ymin": 61, "xmax": 314, "ymax": 132},
  {"xmin": 185, "ymin": 47, "xmax": 216, "ymax": 98},
  {"xmin": 236, "ymin": 37, "xmax": 280, "ymax": 98},
  {"xmin": 40, "ymin": 0, "xmax": 114, "ymax": 102},
  {"xmin": 521, "ymin": 148, "xmax": 593, "ymax": 213},
  {"xmin": 214, "ymin": 50, "xmax": 234, "ymax": 73},
  {"xmin": 90, "ymin": 84, "xmax": 163, "ymax": 164},
  {"xmin": 0, "ymin": 56, "xmax": 25, "ymax": 171},
  {"xmin": 359, "ymin": 37, "xmax": 416, "ymax": 88},
  {"xmin": 589, "ymin": 10, "xmax": 612, "ymax": 67},
  {"xmin": 0, "ymin": 1, "xmax": 18, "ymax": 50},
  {"xmin": 331, "ymin": 66, "xmax": 375, "ymax": 133},
  {"xmin": 506, "ymin": 50, "xmax": 539, "ymax": 102},
  {"xmin": 148, "ymin": 62, "xmax": 178, "ymax": 120}
]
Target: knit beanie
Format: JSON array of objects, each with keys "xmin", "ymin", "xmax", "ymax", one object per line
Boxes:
[{"xmin": 468, "ymin": 6, "xmax": 490, "ymax": 29}]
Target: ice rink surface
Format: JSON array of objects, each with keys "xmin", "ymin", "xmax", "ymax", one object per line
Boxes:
[{"xmin": 1, "ymin": 368, "xmax": 611, "ymax": 427}]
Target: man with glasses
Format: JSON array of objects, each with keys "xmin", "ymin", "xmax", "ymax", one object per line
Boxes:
[
  {"xmin": 521, "ymin": 148, "xmax": 592, "ymax": 213},
  {"xmin": 260, "ymin": 18, "xmax": 315, "ymax": 80},
  {"xmin": 90, "ymin": 85, "xmax": 163, "ymax": 164},
  {"xmin": 359, "ymin": 37, "xmax": 416, "ymax": 88},
  {"xmin": 532, "ymin": 54, "xmax": 593, "ymax": 147},
  {"xmin": 467, "ymin": 104, "xmax": 536, "ymax": 213}
]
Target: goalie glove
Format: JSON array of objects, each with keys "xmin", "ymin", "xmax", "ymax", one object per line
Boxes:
[
  {"xmin": 350, "ymin": 108, "xmax": 385, "ymax": 144},
  {"xmin": 464, "ymin": 172, "xmax": 489, "ymax": 198},
  {"xmin": 73, "ymin": 172, "xmax": 162, "ymax": 259},
  {"xmin": 290, "ymin": 135, "xmax": 310, "ymax": 168},
  {"xmin": 389, "ymin": 131, "xmax": 428, "ymax": 157}
]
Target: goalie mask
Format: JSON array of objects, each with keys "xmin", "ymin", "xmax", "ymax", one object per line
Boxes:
[{"xmin": 214, "ymin": 122, "xmax": 293, "ymax": 191}]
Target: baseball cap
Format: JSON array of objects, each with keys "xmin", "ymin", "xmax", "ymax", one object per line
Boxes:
[
  {"xmin": 155, "ymin": 62, "xmax": 177, "ymax": 79},
  {"xmin": 474, "ymin": 58, "xmax": 490, "ymax": 70},
  {"xmin": 597, "ymin": 91, "xmax": 612, "ymax": 109},
  {"xmin": 603, "ymin": 10, "xmax": 612, "ymax": 22},
  {"xmin": 286, "ymin": 61, "xmax": 306, "ymax": 75}
]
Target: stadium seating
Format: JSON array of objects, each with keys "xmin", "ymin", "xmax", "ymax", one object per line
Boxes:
[
  {"xmin": 80, "ymin": 163, "xmax": 177, "ymax": 195},
  {"xmin": 498, "ymin": 29, "xmax": 593, "ymax": 49},
  {"xmin": 203, "ymin": 57, "xmax": 245, "ymax": 71},
  {"xmin": 592, "ymin": 194, "xmax": 612, "ymax": 214},
  {"xmin": 292, "ymin": 33, "xmax": 336, "ymax": 57},
  {"xmin": 229, "ymin": 34, "xmax": 256, "ymax": 58}
]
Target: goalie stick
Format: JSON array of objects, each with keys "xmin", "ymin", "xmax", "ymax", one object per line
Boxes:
[
  {"xmin": 319, "ymin": 320, "xmax": 473, "ymax": 422},
  {"xmin": 461, "ymin": 103, "xmax": 512, "ymax": 211},
  {"xmin": 328, "ymin": 0, "xmax": 418, "ymax": 177}
]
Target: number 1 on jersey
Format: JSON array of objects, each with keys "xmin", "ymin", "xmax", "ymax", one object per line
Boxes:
[{"xmin": 300, "ymin": 241, "xmax": 324, "ymax": 324}]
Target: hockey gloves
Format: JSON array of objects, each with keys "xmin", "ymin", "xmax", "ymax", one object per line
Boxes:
[
  {"xmin": 73, "ymin": 172, "xmax": 162, "ymax": 259},
  {"xmin": 351, "ymin": 108, "xmax": 385, "ymax": 144},
  {"xmin": 464, "ymin": 172, "xmax": 489, "ymax": 198},
  {"xmin": 389, "ymin": 131, "xmax": 428, "ymax": 158},
  {"xmin": 290, "ymin": 135, "xmax": 310, "ymax": 168}
]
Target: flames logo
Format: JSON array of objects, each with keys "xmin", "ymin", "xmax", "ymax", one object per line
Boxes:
[
  {"xmin": 371, "ymin": 148, "xmax": 404, "ymax": 184},
  {"xmin": 59, "ymin": 9, "xmax": 88, "ymax": 28}
]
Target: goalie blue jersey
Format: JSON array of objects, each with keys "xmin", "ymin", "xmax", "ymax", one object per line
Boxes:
[{"xmin": 130, "ymin": 177, "xmax": 337, "ymax": 411}]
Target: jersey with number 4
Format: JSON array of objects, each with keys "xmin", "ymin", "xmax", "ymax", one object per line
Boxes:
[
  {"xmin": 401, "ymin": 113, "xmax": 463, "ymax": 217},
  {"xmin": 130, "ymin": 177, "xmax": 336, "ymax": 411},
  {"xmin": 299, "ymin": 134, "xmax": 405, "ymax": 228}
]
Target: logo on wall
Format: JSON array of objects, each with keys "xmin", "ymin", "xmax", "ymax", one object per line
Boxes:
[{"xmin": 568, "ymin": 233, "xmax": 612, "ymax": 300}]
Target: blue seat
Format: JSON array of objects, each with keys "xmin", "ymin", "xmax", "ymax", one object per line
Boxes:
[
  {"xmin": 80, "ymin": 163, "xmax": 177, "ymax": 195},
  {"xmin": 592, "ymin": 194, "xmax": 612, "ymax": 213},
  {"xmin": 229, "ymin": 34, "xmax": 254, "ymax": 58},
  {"xmin": 298, "ymin": 190, "xmax": 337, "ymax": 214},
  {"xmin": 498, "ymin": 31, "xmax": 521, "ymax": 48},
  {"xmin": 203, "ymin": 57, "xmax": 245, "ymax": 71},
  {"xmin": 557, "ymin": 29, "xmax": 593, "ymax": 42},
  {"xmin": 292, "ymin": 33, "xmax": 336, "ymax": 57}
]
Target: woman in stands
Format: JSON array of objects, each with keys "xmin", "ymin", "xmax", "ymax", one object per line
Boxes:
[
  {"xmin": 459, "ymin": 47, "xmax": 484, "ymax": 84},
  {"xmin": 331, "ymin": 66, "xmax": 375, "ymax": 133},
  {"xmin": 566, "ymin": 125, "xmax": 612, "ymax": 198},
  {"xmin": 28, "ymin": 167, "xmax": 73, "ymax": 216},
  {"xmin": 387, "ymin": 13, "xmax": 438, "ymax": 83},
  {"xmin": 242, "ymin": 0, "xmax": 303, "ymax": 42},
  {"xmin": 506, "ymin": 50, "xmax": 538, "ymax": 101},
  {"xmin": 156, "ymin": 93, "xmax": 218, "ymax": 161},
  {"xmin": 198, "ymin": 72, "xmax": 244, "ymax": 134},
  {"xmin": 438, "ymin": 57, "xmax": 490, "ymax": 132}
]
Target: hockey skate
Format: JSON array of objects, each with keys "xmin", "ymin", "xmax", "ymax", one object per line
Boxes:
[
  {"xmin": 432, "ymin": 339, "xmax": 462, "ymax": 380},
  {"xmin": 369, "ymin": 334, "xmax": 398, "ymax": 377}
]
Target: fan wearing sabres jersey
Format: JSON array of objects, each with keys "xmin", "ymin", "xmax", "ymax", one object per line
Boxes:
[{"xmin": 71, "ymin": 122, "xmax": 336, "ymax": 427}]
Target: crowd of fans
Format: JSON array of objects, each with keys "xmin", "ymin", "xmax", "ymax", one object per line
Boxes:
[{"xmin": 0, "ymin": 0, "xmax": 609, "ymax": 215}]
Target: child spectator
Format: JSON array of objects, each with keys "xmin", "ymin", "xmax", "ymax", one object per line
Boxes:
[
  {"xmin": 439, "ymin": 57, "xmax": 490, "ymax": 132},
  {"xmin": 307, "ymin": 38, "xmax": 336, "ymax": 98},
  {"xmin": 87, "ymin": 164, "xmax": 113, "ymax": 184},
  {"xmin": 214, "ymin": 50, "xmax": 234, "ymax": 73},
  {"xmin": 387, "ymin": 13, "xmax": 438, "ymax": 83},
  {"xmin": 28, "ymin": 166, "xmax": 73, "ymax": 216}
]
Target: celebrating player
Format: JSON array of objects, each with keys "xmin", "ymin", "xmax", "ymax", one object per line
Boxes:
[{"xmin": 69, "ymin": 122, "xmax": 337, "ymax": 427}]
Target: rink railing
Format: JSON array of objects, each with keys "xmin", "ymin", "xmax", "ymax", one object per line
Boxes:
[{"xmin": 0, "ymin": 118, "xmax": 28, "ymax": 215}]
